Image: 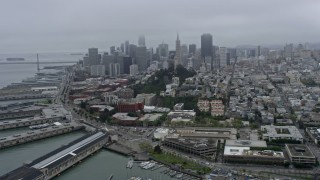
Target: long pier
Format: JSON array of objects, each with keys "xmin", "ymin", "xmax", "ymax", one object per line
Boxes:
[
  {"xmin": 0, "ymin": 106, "xmax": 43, "ymax": 120},
  {"xmin": 0, "ymin": 61, "xmax": 78, "ymax": 65},
  {"xmin": 0, "ymin": 115, "xmax": 63, "ymax": 130},
  {"xmin": 0, "ymin": 122, "xmax": 84, "ymax": 149},
  {"xmin": 1, "ymin": 130, "xmax": 108, "ymax": 180}
]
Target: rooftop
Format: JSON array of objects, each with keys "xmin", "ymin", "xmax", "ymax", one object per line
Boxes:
[
  {"xmin": 224, "ymin": 146, "xmax": 284, "ymax": 158},
  {"xmin": 285, "ymin": 144, "xmax": 315, "ymax": 158},
  {"xmin": 112, "ymin": 113, "xmax": 138, "ymax": 121},
  {"xmin": 225, "ymin": 140, "xmax": 267, "ymax": 148}
]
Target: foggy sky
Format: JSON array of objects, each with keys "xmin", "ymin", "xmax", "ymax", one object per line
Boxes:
[{"xmin": 0, "ymin": 0, "xmax": 319, "ymax": 53}]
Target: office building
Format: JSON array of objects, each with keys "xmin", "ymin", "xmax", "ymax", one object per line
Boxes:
[
  {"xmin": 256, "ymin": 45, "xmax": 261, "ymax": 57},
  {"xmin": 174, "ymin": 34, "xmax": 182, "ymax": 69},
  {"xmin": 120, "ymin": 43, "xmax": 124, "ymax": 53},
  {"xmin": 219, "ymin": 47, "xmax": 227, "ymax": 67},
  {"xmin": 285, "ymin": 144, "xmax": 316, "ymax": 165},
  {"xmin": 158, "ymin": 43, "xmax": 169, "ymax": 58},
  {"xmin": 224, "ymin": 146, "xmax": 285, "ymax": 165},
  {"xmin": 181, "ymin": 44, "xmax": 188, "ymax": 56},
  {"xmin": 128, "ymin": 44, "xmax": 137, "ymax": 58},
  {"xmin": 261, "ymin": 125, "xmax": 303, "ymax": 142},
  {"xmin": 163, "ymin": 137, "xmax": 217, "ymax": 157},
  {"xmin": 201, "ymin": 33, "xmax": 213, "ymax": 58},
  {"xmin": 130, "ymin": 64, "xmax": 139, "ymax": 76},
  {"xmin": 284, "ymin": 43, "xmax": 294, "ymax": 60},
  {"xmin": 125, "ymin": 41, "xmax": 130, "ymax": 55},
  {"xmin": 123, "ymin": 56, "xmax": 133, "ymax": 74},
  {"xmin": 135, "ymin": 46, "xmax": 147, "ymax": 71},
  {"xmin": 189, "ymin": 44, "xmax": 196, "ymax": 55},
  {"xmin": 90, "ymin": 65, "xmax": 105, "ymax": 76},
  {"xmin": 138, "ymin": 35, "xmax": 146, "ymax": 47},
  {"xmin": 88, "ymin": 48, "xmax": 100, "ymax": 65},
  {"xmin": 102, "ymin": 53, "xmax": 114, "ymax": 74},
  {"xmin": 110, "ymin": 46, "xmax": 116, "ymax": 55},
  {"xmin": 109, "ymin": 63, "xmax": 120, "ymax": 77}
]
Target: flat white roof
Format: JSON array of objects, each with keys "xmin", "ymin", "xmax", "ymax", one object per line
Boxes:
[{"xmin": 224, "ymin": 146, "xmax": 250, "ymax": 156}]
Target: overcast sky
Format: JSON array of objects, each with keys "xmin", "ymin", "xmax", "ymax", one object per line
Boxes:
[{"xmin": 0, "ymin": 0, "xmax": 319, "ymax": 53}]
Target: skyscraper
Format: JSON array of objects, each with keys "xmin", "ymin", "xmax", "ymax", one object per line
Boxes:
[
  {"xmin": 219, "ymin": 47, "xmax": 227, "ymax": 67},
  {"xmin": 135, "ymin": 46, "xmax": 147, "ymax": 71},
  {"xmin": 284, "ymin": 43, "xmax": 293, "ymax": 60},
  {"xmin": 189, "ymin": 44, "xmax": 196, "ymax": 55},
  {"xmin": 201, "ymin": 33, "xmax": 213, "ymax": 58},
  {"xmin": 174, "ymin": 34, "xmax": 182, "ymax": 69},
  {"xmin": 138, "ymin": 35, "xmax": 146, "ymax": 47},
  {"xmin": 158, "ymin": 43, "xmax": 169, "ymax": 58},
  {"xmin": 201, "ymin": 33, "xmax": 213, "ymax": 70},
  {"xmin": 125, "ymin": 41, "xmax": 130, "ymax": 55},
  {"xmin": 88, "ymin": 48, "xmax": 100, "ymax": 65},
  {"xmin": 110, "ymin": 46, "xmax": 116, "ymax": 55}
]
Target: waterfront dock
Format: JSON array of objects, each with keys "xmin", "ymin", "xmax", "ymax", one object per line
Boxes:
[
  {"xmin": 0, "ymin": 130, "xmax": 108, "ymax": 180},
  {"xmin": 0, "ymin": 93, "xmax": 53, "ymax": 101},
  {"xmin": 0, "ymin": 105, "xmax": 43, "ymax": 120},
  {"xmin": 0, "ymin": 122, "xmax": 84, "ymax": 149},
  {"xmin": 0, "ymin": 116, "xmax": 62, "ymax": 130}
]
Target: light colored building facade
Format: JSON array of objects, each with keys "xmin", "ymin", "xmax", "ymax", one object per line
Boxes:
[{"xmin": 261, "ymin": 125, "xmax": 303, "ymax": 142}]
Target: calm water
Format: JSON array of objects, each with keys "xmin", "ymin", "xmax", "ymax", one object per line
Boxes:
[
  {"xmin": 0, "ymin": 130, "xmax": 86, "ymax": 175},
  {"xmin": 55, "ymin": 150, "xmax": 180, "ymax": 180},
  {"xmin": 0, "ymin": 52, "xmax": 82, "ymax": 88}
]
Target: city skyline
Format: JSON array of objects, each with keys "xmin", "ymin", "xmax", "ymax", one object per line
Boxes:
[{"xmin": 0, "ymin": 0, "xmax": 319, "ymax": 53}]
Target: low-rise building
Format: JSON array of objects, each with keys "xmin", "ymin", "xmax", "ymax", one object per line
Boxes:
[
  {"xmin": 225, "ymin": 140, "xmax": 267, "ymax": 148},
  {"xmin": 223, "ymin": 146, "xmax": 285, "ymax": 165},
  {"xmin": 175, "ymin": 127, "xmax": 237, "ymax": 140},
  {"xmin": 117, "ymin": 99, "xmax": 144, "ymax": 112},
  {"xmin": 153, "ymin": 128, "xmax": 169, "ymax": 140},
  {"xmin": 261, "ymin": 125, "xmax": 303, "ymax": 143},
  {"xmin": 136, "ymin": 93, "xmax": 156, "ymax": 106},
  {"xmin": 139, "ymin": 113, "xmax": 162, "ymax": 123},
  {"xmin": 173, "ymin": 103, "xmax": 184, "ymax": 111},
  {"xmin": 163, "ymin": 137, "xmax": 217, "ymax": 157},
  {"xmin": 167, "ymin": 110, "xmax": 196, "ymax": 123},
  {"xmin": 210, "ymin": 100, "xmax": 225, "ymax": 116},
  {"xmin": 306, "ymin": 127, "xmax": 320, "ymax": 144},
  {"xmin": 285, "ymin": 144, "xmax": 316, "ymax": 165},
  {"xmin": 197, "ymin": 99, "xmax": 210, "ymax": 112},
  {"xmin": 112, "ymin": 113, "xmax": 138, "ymax": 126}
]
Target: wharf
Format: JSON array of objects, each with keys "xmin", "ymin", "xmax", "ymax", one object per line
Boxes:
[
  {"xmin": 0, "ymin": 115, "xmax": 63, "ymax": 130},
  {"xmin": 0, "ymin": 130, "xmax": 108, "ymax": 180},
  {"xmin": 0, "ymin": 106, "xmax": 43, "ymax": 120},
  {"xmin": 0, "ymin": 93, "xmax": 53, "ymax": 101},
  {"xmin": 0, "ymin": 122, "xmax": 84, "ymax": 149}
]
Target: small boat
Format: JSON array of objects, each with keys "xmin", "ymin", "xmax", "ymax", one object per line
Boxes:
[
  {"xmin": 176, "ymin": 173, "xmax": 183, "ymax": 178},
  {"xmin": 139, "ymin": 161, "xmax": 149, "ymax": 167},
  {"xmin": 169, "ymin": 171, "xmax": 177, "ymax": 177},
  {"xmin": 143, "ymin": 162, "xmax": 155, "ymax": 169},
  {"xmin": 126, "ymin": 159, "xmax": 133, "ymax": 168}
]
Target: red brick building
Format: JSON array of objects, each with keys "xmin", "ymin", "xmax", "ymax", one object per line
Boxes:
[{"xmin": 117, "ymin": 102, "xmax": 144, "ymax": 112}]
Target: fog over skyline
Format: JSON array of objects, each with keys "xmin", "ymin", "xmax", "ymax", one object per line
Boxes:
[{"xmin": 0, "ymin": 0, "xmax": 319, "ymax": 53}]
